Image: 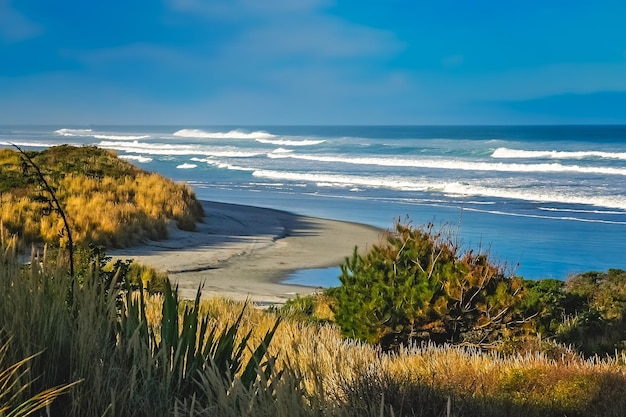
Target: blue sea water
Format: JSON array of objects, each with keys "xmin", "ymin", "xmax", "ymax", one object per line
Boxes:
[{"xmin": 2, "ymin": 125, "xmax": 626, "ymax": 285}]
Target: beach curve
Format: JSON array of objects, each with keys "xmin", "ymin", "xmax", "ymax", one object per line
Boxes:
[{"xmin": 109, "ymin": 200, "xmax": 383, "ymax": 306}]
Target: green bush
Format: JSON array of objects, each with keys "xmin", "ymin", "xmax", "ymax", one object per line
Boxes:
[{"xmin": 330, "ymin": 220, "xmax": 526, "ymax": 350}]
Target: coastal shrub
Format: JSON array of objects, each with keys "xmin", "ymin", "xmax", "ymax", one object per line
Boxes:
[
  {"xmin": 495, "ymin": 271, "xmax": 626, "ymax": 357},
  {"xmin": 276, "ymin": 293, "xmax": 336, "ymax": 324},
  {"xmin": 512, "ymin": 269, "xmax": 626, "ymax": 356},
  {"xmin": 518, "ymin": 278, "xmax": 586, "ymax": 336},
  {"xmin": 330, "ymin": 219, "xmax": 526, "ymax": 350}
]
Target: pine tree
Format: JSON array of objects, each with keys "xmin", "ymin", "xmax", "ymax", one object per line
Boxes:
[{"xmin": 331, "ymin": 219, "xmax": 525, "ymax": 350}]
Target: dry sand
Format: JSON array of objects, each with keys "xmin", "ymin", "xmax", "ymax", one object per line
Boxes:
[{"xmin": 109, "ymin": 201, "xmax": 383, "ymax": 307}]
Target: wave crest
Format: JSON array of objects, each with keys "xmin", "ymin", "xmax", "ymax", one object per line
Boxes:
[
  {"xmin": 492, "ymin": 147, "xmax": 626, "ymax": 160},
  {"xmin": 176, "ymin": 163, "xmax": 197, "ymax": 169},
  {"xmin": 119, "ymin": 155, "xmax": 153, "ymax": 163},
  {"xmin": 98, "ymin": 140, "xmax": 264, "ymax": 157},
  {"xmin": 173, "ymin": 128, "xmax": 276, "ymax": 139},
  {"xmin": 55, "ymin": 128, "xmax": 93, "ymax": 136},
  {"xmin": 55, "ymin": 128, "xmax": 150, "ymax": 140},
  {"xmin": 268, "ymin": 152, "xmax": 626, "ymax": 176},
  {"xmin": 256, "ymin": 138, "xmax": 325, "ymax": 146},
  {"xmin": 251, "ymin": 169, "xmax": 626, "ymax": 210}
]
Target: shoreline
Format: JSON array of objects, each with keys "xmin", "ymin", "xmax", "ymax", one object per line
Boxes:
[{"xmin": 109, "ymin": 200, "xmax": 383, "ymax": 306}]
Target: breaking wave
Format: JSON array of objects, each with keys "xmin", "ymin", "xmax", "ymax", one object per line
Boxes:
[
  {"xmin": 55, "ymin": 128, "xmax": 150, "ymax": 140},
  {"xmin": 492, "ymin": 147, "xmax": 626, "ymax": 160},
  {"xmin": 173, "ymin": 128, "xmax": 276, "ymax": 139},
  {"xmin": 176, "ymin": 163, "xmax": 197, "ymax": 169},
  {"xmin": 256, "ymin": 138, "xmax": 325, "ymax": 146},
  {"xmin": 118, "ymin": 155, "xmax": 153, "ymax": 163},
  {"xmin": 268, "ymin": 152, "xmax": 626, "ymax": 176},
  {"xmin": 251, "ymin": 169, "xmax": 626, "ymax": 210}
]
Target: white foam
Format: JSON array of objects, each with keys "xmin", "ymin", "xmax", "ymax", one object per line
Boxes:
[
  {"xmin": 267, "ymin": 152, "xmax": 626, "ymax": 176},
  {"xmin": 98, "ymin": 140, "xmax": 263, "ymax": 157},
  {"xmin": 252, "ymin": 169, "xmax": 436, "ymax": 191},
  {"xmin": 93, "ymin": 134, "xmax": 151, "ymax": 140},
  {"xmin": 492, "ymin": 147, "xmax": 626, "ymax": 160},
  {"xmin": 0, "ymin": 140, "xmax": 63, "ymax": 148},
  {"xmin": 55, "ymin": 128, "xmax": 149, "ymax": 140},
  {"xmin": 176, "ymin": 163, "xmax": 197, "ymax": 169},
  {"xmin": 440, "ymin": 182, "xmax": 626, "ymax": 210},
  {"xmin": 99, "ymin": 140, "xmax": 200, "ymax": 155},
  {"xmin": 119, "ymin": 155, "xmax": 153, "ymax": 163},
  {"xmin": 462, "ymin": 207, "xmax": 626, "ymax": 225},
  {"xmin": 55, "ymin": 128, "xmax": 93, "ymax": 136},
  {"xmin": 251, "ymin": 169, "xmax": 626, "ymax": 210},
  {"xmin": 270, "ymin": 148, "xmax": 293, "ymax": 155},
  {"xmin": 173, "ymin": 128, "xmax": 276, "ymax": 139},
  {"xmin": 203, "ymin": 159, "xmax": 254, "ymax": 171},
  {"xmin": 538, "ymin": 207, "xmax": 626, "ymax": 215},
  {"xmin": 256, "ymin": 138, "xmax": 325, "ymax": 146}
]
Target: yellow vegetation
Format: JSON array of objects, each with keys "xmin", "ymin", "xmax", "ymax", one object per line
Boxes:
[
  {"xmin": 0, "ymin": 146, "xmax": 204, "ymax": 247},
  {"xmin": 138, "ymin": 295, "xmax": 626, "ymax": 415}
]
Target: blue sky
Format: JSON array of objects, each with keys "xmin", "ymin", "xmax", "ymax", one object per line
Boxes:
[{"xmin": 1, "ymin": 0, "xmax": 625, "ymax": 125}]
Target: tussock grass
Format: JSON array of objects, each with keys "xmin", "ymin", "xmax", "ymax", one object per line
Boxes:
[
  {"xmin": 200, "ymin": 299, "xmax": 626, "ymax": 417},
  {"xmin": 137, "ymin": 293, "xmax": 626, "ymax": 416},
  {"xmin": 0, "ymin": 146, "xmax": 204, "ymax": 248}
]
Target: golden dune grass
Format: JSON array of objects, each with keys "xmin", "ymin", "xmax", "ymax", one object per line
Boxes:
[{"xmin": 140, "ymin": 295, "xmax": 626, "ymax": 415}]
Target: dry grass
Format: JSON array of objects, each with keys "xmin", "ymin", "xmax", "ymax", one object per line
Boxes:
[
  {"xmin": 0, "ymin": 147, "xmax": 204, "ymax": 248},
  {"xmin": 188, "ymin": 297, "xmax": 626, "ymax": 417},
  {"xmin": 2, "ymin": 224, "xmax": 626, "ymax": 416}
]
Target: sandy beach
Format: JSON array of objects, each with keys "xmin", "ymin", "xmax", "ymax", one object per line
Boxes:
[{"xmin": 110, "ymin": 200, "xmax": 383, "ymax": 306}]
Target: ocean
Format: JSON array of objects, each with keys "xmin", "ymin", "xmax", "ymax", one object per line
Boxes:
[{"xmin": 2, "ymin": 125, "xmax": 626, "ymax": 285}]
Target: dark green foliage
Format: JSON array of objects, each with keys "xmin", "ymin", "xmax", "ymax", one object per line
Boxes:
[
  {"xmin": 0, "ymin": 146, "xmax": 136, "ymax": 193},
  {"xmin": 36, "ymin": 145, "xmax": 141, "ymax": 180},
  {"xmin": 330, "ymin": 220, "xmax": 526, "ymax": 350},
  {"xmin": 520, "ymin": 279, "xmax": 584, "ymax": 335},
  {"xmin": 565, "ymin": 269, "xmax": 626, "ymax": 320},
  {"xmin": 509, "ymin": 270, "xmax": 626, "ymax": 356},
  {"xmin": 121, "ymin": 278, "xmax": 282, "ymax": 400},
  {"xmin": 555, "ymin": 269, "xmax": 626, "ymax": 355}
]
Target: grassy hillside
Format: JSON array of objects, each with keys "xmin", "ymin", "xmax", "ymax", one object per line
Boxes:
[{"xmin": 0, "ymin": 145, "xmax": 204, "ymax": 247}]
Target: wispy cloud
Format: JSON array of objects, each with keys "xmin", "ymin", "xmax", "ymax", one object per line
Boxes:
[
  {"xmin": 420, "ymin": 61, "xmax": 626, "ymax": 104},
  {"xmin": 166, "ymin": 0, "xmax": 332, "ymax": 18},
  {"xmin": 442, "ymin": 54, "xmax": 464, "ymax": 69},
  {"xmin": 0, "ymin": 0, "xmax": 41, "ymax": 42}
]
